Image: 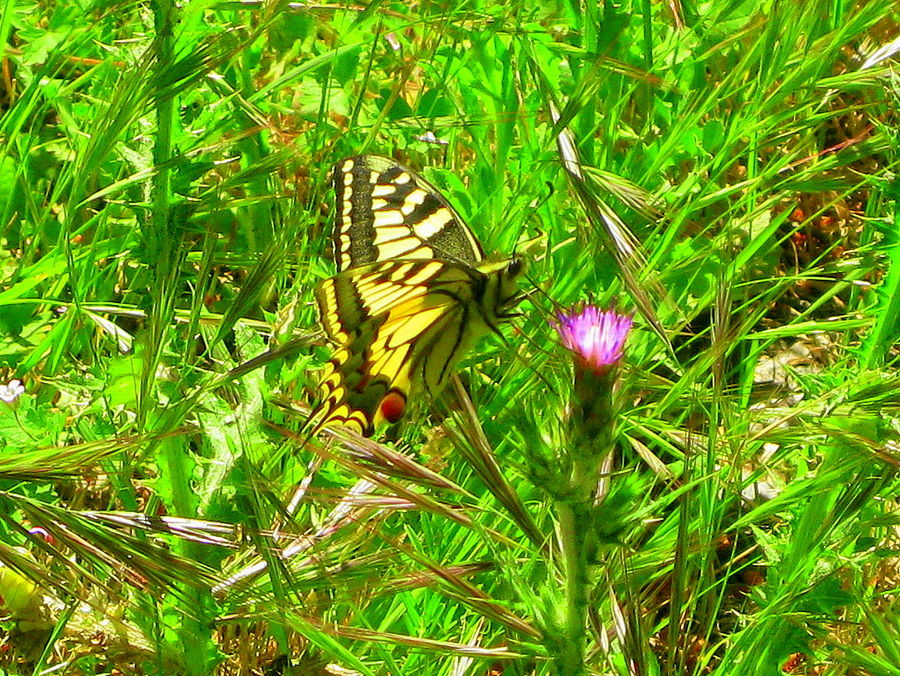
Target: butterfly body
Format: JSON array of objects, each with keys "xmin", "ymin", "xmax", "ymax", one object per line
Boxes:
[{"xmin": 314, "ymin": 156, "xmax": 525, "ymax": 436}]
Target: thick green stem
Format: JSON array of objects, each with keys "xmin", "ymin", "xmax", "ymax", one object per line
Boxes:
[
  {"xmin": 558, "ymin": 500, "xmax": 589, "ymax": 676},
  {"xmin": 551, "ymin": 366, "xmax": 616, "ymax": 674},
  {"xmin": 139, "ymin": 0, "xmax": 176, "ymax": 430}
]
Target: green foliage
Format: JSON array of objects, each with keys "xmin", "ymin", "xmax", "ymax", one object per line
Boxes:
[{"xmin": 0, "ymin": 0, "xmax": 898, "ymax": 673}]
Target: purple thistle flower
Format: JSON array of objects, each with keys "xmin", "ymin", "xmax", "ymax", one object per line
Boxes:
[{"xmin": 554, "ymin": 306, "xmax": 633, "ymax": 374}]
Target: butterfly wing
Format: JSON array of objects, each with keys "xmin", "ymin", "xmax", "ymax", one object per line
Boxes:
[
  {"xmin": 313, "ymin": 259, "xmax": 492, "ymax": 436},
  {"xmin": 315, "ymin": 155, "xmax": 526, "ymax": 437},
  {"xmin": 332, "ymin": 155, "xmax": 485, "ymax": 271}
]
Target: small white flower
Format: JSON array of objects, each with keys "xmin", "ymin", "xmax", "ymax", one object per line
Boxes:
[
  {"xmin": 0, "ymin": 379, "xmax": 25, "ymax": 404},
  {"xmin": 385, "ymin": 33, "xmax": 401, "ymax": 51},
  {"xmin": 414, "ymin": 130, "xmax": 449, "ymax": 145}
]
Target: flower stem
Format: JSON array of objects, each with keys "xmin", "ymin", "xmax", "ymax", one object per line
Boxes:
[{"xmin": 558, "ymin": 498, "xmax": 590, "ymax": 676}]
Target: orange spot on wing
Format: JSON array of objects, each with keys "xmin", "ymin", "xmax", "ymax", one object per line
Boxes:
[{"xmin": 380, "ymin": 391, "xmax": 407, "ymax": 424}]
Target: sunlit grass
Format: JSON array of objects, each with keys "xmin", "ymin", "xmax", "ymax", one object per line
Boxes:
[{"xmin": 0, "ymin": 0, "xmax": 898, "ymax": 674}]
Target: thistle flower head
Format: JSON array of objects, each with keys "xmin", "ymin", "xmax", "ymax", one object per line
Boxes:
[{"xmin": 554, "ymin": 306, "xmax": 632, "ymax": 374}]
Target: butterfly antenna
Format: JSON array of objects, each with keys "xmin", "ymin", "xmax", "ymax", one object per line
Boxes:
[
  {"xmin": 499, "ymin": 285, "xmax": 563, "ymax": 396},
  {"xmin": 523, "ymin": 270, "xmax": 562, "ymax": 315}
]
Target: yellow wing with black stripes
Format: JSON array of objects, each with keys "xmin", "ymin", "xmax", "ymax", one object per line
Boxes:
[
  {"xmin": 313, "ymin": 156, "xmax": 526, "ymax": 437},
  {"xmin": 332, "ymin": 155, "xmax": 485, "ymax": 270}
]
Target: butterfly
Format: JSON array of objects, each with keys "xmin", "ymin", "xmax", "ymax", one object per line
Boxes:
[{"xmin": 312, "ymin": 155, "xmax": 527, "ymax": 437}]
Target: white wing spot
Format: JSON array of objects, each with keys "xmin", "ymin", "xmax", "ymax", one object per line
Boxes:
[
  {"xmin": 373, "ymin": 211, "xmax": 405, "ymax": 227},
  {"xmin": 374, "ymin": 225, "xmax": 412, "ymax": 245},
  {"xmin": 342, "ymin": 186, "xmax": 353, "ymax": 216},
  {"xmin": 372, "ymin": 184, "xmax": 397, "ymax": 197},
  {"xmin": 414, "ymin": 211, "xmax": 453, "ymax": 239},
  {"xmin": 400, "ymin": 189, "xmax": 428, "ymax": 215}
]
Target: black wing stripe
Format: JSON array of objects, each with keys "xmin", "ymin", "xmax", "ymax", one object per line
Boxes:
[{"xmin": 414, "ymin": 302, "xmax": 469, "ymax": 394}]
